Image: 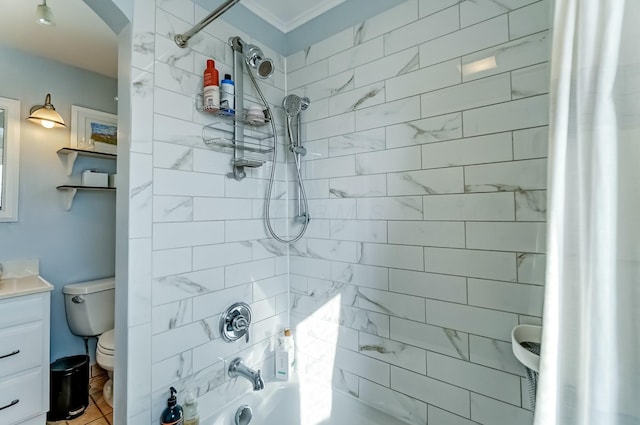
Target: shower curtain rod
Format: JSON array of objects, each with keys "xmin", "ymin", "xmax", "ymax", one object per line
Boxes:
[{"xmin": 175, "ymin": 0, "xmax": 241, "ymax": 48}]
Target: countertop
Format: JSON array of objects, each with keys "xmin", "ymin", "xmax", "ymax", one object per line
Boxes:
[{"xmin": 0, "ymin": 275, "xmax": 54, "ymax": 300}]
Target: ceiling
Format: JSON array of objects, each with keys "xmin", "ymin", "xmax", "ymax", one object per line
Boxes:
[
  {"xmin": 0, "ymin": 0, "xmax": 118, "ymax": 78},
  {"xmin": 242, "ymin": 0, "xmax": 347, "ymax": 33}
]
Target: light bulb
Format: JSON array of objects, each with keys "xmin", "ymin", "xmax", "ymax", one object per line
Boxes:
[{"xmin": 40, "ymin": 120, "xmax": 55, "ymax": 129}]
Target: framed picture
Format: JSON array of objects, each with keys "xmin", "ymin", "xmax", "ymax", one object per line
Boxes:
[{"xmin": 70, "ymin": 106, "xmax": 118, "ymax": 154}]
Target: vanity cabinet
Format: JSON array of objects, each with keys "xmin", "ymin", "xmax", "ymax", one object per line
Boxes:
[{"xmin": 0, "ymin": 291, "xmax": 50, "ymax": 425}]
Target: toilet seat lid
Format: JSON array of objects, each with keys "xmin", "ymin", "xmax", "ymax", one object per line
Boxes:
[{"xmin": 98, "ymin": 329, "xmax": 115, "ymax": 353}]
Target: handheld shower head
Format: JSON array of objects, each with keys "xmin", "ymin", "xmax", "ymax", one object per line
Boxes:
[
  {"xmin": 283, "ymin": 94, "xmax": 311, "ymax": 117},
  {"xmin": 244, "ymin": 44, "xmax": 274, "ymax": 79}
]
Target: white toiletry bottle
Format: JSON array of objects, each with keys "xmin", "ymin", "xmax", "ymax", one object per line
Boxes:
[
  {"xmin": 275, "ymin": 328, "xmax": 294, "ymax": 380},
  {"xmin": 183, "ymin": 390, "xmax": 199, "ymax": 425}
]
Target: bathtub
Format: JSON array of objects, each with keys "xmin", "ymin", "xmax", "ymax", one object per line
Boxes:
[{"xmin": 202, "ymin": 378, "xmax": 411, "ymax": 425}]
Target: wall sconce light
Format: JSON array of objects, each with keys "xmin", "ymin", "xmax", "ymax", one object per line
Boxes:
[
  {"xmin": 27, "ymin": 93, "xmax": 66, "ymax": 128},
  {"xmin": 36, "ymin": 0, "xmax": 55, "ymax": 26}
]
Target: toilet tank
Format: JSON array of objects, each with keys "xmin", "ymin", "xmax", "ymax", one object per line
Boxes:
[{"xmin": 63, "ymin": 277, "xmax": 115, "ymax": 336}]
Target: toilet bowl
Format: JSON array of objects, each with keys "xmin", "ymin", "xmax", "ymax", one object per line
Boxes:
[{"xmin": 63, "ymin": 278, "xmax": 115, "ymax": 407}]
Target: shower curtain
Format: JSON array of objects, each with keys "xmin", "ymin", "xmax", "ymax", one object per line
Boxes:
[{"xmin": 535, "ymin": 1, "xmax": 640, "ymax": 424}]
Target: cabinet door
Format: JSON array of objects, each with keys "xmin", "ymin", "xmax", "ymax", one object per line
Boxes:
[
  {"xmin": 0, "ymin": 322, "xmax": 44, "ymax": 379},
  {"xmin": 0, "ymin": 368, "xmax": 43, "ymax": 425}
]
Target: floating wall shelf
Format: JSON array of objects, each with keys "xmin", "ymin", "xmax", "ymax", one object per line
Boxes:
[
  {"xmin": 57, "ymin": 147, "xmax": 117, "ymax": 176},
  {"xmin": 56, "ymin": 185, "xmax": 115, "ymax": 211}
]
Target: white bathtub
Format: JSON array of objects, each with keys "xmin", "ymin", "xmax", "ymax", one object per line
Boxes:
[{"xmin": 202, "ymin": 378, "xmax": 411, "ymax": 425}]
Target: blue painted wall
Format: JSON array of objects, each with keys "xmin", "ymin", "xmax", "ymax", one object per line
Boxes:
[{"xmin": 0, "ymin": 46, "xmax": 117, "ymax": 362}]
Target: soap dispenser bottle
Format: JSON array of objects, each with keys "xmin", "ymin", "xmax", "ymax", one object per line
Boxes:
[
  {"xmin": 183, "ymin": 390, "xmax": 199, "ymax": 425},
  {"xmin": 160, "ymin": 387, "xmax": 184, "ymax": 425},
  {"xmin": 275, "ymin": 328, "xmax": 294, "ymax": 381}
]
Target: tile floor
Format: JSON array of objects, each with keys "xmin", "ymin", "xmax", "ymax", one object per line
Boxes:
[{"xmin": 47, "ymin": 367, "xmax": 112, "ymax": 425}]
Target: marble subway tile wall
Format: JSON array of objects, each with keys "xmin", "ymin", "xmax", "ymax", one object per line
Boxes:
[
  {"xmin": 126, "ymin": 0, "xmax": 288, "ymax": 423},
  {"xmin": 287, "ymin": 0, "xmax": 550, "ymax": 424}
]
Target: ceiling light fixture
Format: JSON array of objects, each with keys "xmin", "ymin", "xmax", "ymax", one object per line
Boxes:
[
  {"xmin": 27, "ymin": 94, "xmax": 66, "ymax": 128},
  {"xmin": 36, "ymin": 0, "xmax": 55, "ymax": 26}
]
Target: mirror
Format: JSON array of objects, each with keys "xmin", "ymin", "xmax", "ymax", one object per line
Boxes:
[{"xmin": 0, "ymin": 96, "xmax": 21, "ymax": 222}]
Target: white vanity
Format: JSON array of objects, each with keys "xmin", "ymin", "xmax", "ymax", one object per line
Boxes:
[{"xmin": 0, "ymin": 260, "xmax": 53, "ymax": 425}]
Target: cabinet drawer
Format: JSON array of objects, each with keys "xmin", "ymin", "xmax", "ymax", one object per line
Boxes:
[
  {"xmin": 0, "ymin": 368, "xmax": 44, "ymax": 425},
  {"xmin": 0, "ymin": 322, "xmax": 44, "ymax": 379},
  {"xmin": 0, "ymin": 295, "xmax": 45, "ymax": 329}
]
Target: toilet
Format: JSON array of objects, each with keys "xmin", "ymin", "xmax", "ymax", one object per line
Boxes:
[{"xmin": 62, "ymin": 277, "xmax": 115, "ymax": 407}]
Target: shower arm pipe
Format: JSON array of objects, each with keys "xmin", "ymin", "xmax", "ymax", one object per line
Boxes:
[{"xmin": 175, "ymin": 0, "xmax": 240, "ymax": 48}]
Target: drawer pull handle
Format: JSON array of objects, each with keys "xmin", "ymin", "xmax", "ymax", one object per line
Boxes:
[
  {"xmin": 0, "ymin": 399, "xmax": 19, "ymax": 411},
  {"xmin": 0, "ymin": 350, "xmax": 19, "ymax": 359}
]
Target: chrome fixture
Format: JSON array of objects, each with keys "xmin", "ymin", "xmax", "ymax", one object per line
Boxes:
[
  {"xmin": 243, "ymin": 44, "xmax": 274, "ymax": 79},
  {"xmin": 235, "ymin": 405, "xmax": 253, "ymax": 425},
  {"xmin": 36, "ymin": 0, "xmax": 55, "ymax": 26},
  {"xmin": 27, "ymin": 93, "xmax": 66, "ymax": 128},
  {"xmin": 175, "ymin": 0, "xmax": 240, "ymax": 48},
  {"xmin": 229, "ymin": 358, "xmax": 264, "ymax": 391},
  {"xmin": 220, "ymin": 302, "xmax": 252, "ymax": 343}
]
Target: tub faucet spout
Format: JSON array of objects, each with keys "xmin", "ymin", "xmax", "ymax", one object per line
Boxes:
[{"xmin": 229, "ymin": 357, "xmax": 264, "ymax": 391}]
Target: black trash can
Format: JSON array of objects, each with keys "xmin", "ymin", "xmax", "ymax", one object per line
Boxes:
[{"xmin": 47, "ymin": 354, "xmax": 90, "ymax": 421}]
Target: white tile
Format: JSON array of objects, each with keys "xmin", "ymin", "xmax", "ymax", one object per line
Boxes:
[
  {"xmin": 289, "ymin": 256, "xmax": 332, "ymax": 280},
  {"xmin": 306, "ymin": 239, "xmax": 359, "ymax": 263},
  {"xmin": 419, "ymin": 0, "xmax": 459, "ymax": 18},
  {"xmin": 288, "ymin": 59, "xmax": 329, "ymax": 90},
  {"xmin": 329, "ymin": 38, "xmax": 384, "ymax": 75},
  {"xmin": 225, "ymin": 177, "xmax": 269, "ymax": 199},
  {"xmin": 151, "ymin": 352, "xmax": 192, "ymax": 391},
  {"xmin": 301, "ymin": 70, "xmax": 354, "ymax": 101},
  {"xmin": 512, "ymin": 62, "xmax": 550, "ymax": 99},
  {"xmin": 153, "ymin": 221, "xmax": 224, "ymax": 249},
  {"xmin": 152, "ymin": 247, "xmax": 191, "ymax": 278},
  {"xmin": 335, "ymin": 346, "xmax": 389, "ymax": 386},
  {"xmin": 469, "ymin": 335, "xmax": 526, "ymax": 377},
  {"xmin": 330, "ymin": 220, "xmax": 388, "ymax": 243},
  {"xmin": 357, "ymin": 197, "xmax": 423, "ymax": 220},
  {"xmin": 253, "ymin": 274, "xmax": 288, "ymax": 302},
  {"xmin": 422, "ymin": 132, "xmax": 513, "ymax": 168},
  {"xmin": 358, "ymin": 287, "xmax": 426, "ymax": 322},
  {"xmin": 129, "ymin": 238, "xmax": 152, "ymax": 326},
  {"xmin": 331, "ymin": 262, "xmax": 389, "ymax": 290},
  {"xmin": 328, "ymin": 129, "xmax": 386, "ymax": 157},
  {"xmin": 360, "ymin": 243, "xmax": 424, "ymax": 271},
  {"xmin": 151, "ymin": 267, "xmax": 224, "ymax": 306},
  {"xmin": 191, "ymin": 284, "xmax": 252, "ymax": 320},
  {"xmin": 391, "ymin": 366, "xmax": 470, "ymax": 417},
  {"xmin": 224, "ymin": 219, "xmax": 270, "ymax": 242},
  {"xmin": 387, "ymin": 58, "xmax": 461, "ymax": 102},
  {"xmin": 154, "ymin": 62, "xmax": 201, "ymax": 99},
  {"xmin": 468, "ymin": 278, "xmax": 544, "ymax": 315},
  {"xmin": 193, "ymin": 197, "xmax": 253, "ymax": 220},
  {"xmin": 463, "ymin": 95, "xmax": 549, "ymax": 137},
  {"xmin": 355, "ymin": 96, "xmax": 421, "ymax": 131},
  {"xmin": 471, "ymin": 393, "xmax": 534, "ymax": 425},
  {"xmin": 154, "ymin": 87, "xmax": 193, "ymax": 121},
  {"xmin": 509, "ymin": 0, "xmax": 551, "ymax": 39},
  {"xmin": 385, "ymin": 6, "xmax": 459, "ymax": 55},
  {"xmin": 421, "ymin": 73, "xmax": 512, "ymax": 117},
  {"xmin": 422, "ymin": 192, "xmax": 515, "ymax": 221},
  {"xmin": 329, "ymin": 175, "xmax": 387, "ymax": 198},
  {"xmin": 389, "ymin": 268, "xmax": 467, "ymax": 303},
  {"xmin": 307, "ymin": 199, "xmax": 357, "ymax": 220},
  {"xmin": 305, "ymin": 154, "xmax": 355, "ymax": 179},
  {"xmin": 151, "ymin": 321, "xmax": 210, "ymax": 362},
  {"xmin": 152, "ymin": 197, "xmax": 192, "ymax": 225},
  {"xmin": 359, "ymin": 379, "xmax": 428, "ymax": 425},
  {"xmin": 154, "ymin": 34, "xmax": 194, "ymax": 73},
  {"xmin": 517, "ymin": 253, "xmax": 546, "ymax": 285},
  {"xmin": 358, "ymin": 0, "xmax": 419, "ymax": 43},
  {"xmin": 225, "ymin": 258, "xmax": 275, "ymax": 287},
  {"xmin": 391, "ymin": 317, "xmax": 469, "ymax": 360},
  {"xmin": 356, "ymin": 146, "xmax": 421, "ymax": 175},
  {"xmin": 462, "ymin": 31, "xmax": 550, "ymax": 81},
  {"xmin": 460, "ymin": 0, "xmax": 537, "ymax": 27},
  {"xmin": 420, "ymin": 15, "xmax": 509, "ymax": 68},
  {"xmin": 464, "ymin": 158, "xmax": 547, "ymax": 192},
  {"xmin": 359, "ymin": 333, "xmax": 427, "ymax": 375},
  {"xmin": 154, "ymin": 168, "xmax": 224, "ymax": 197},
  {"xmin": 130, "ymin": 153, "xmax": 153, "ymax": 238},
  {"xmin": 425, "ymin": 247, "xmax": 518, "ymax": 281},
  {"xmin": 153, "ymin": 141, "xmax": 193, "ymax": 171},
  {"xmin": 386, "ymin": 113, "xmax": 463, "ymax": 148},
  {"xmin": 355, "ymin": 47, "xmax": 420, "ymax": 88},
  {"xmin": 466, "ymin": 222, "xmax": 547, "ymax": 253},
  {"xmin": 157, "ymin": 0, "xmax": 194, "ymax": 24},
  {"xmin": 328, "ymin": 83, "xmax": 386, "ymax": 115},
  {"xmin": 127, "ymin": 324, "xmax": 152, "ymax": 415},
  {"xmin": 428, "ymin": 406, "xmax": 478, "ymax": 425},
  {"xmin": 151, "ymin": 299, "xmax": 192, "ymax": 334},
  {"xmin": 192, "ymin": 242, "xmax": 252, "ymax": 270},
  {"xmin": 193, "ymin": 148, "xmax": 238, "ymax": 175},
  {"xmin": 428, "ymin": 352, "xmax": 521, "ymax": 405},
  {"xmin": 388, "ymin": 221, "xmax": 465, "ymax": 248},
  {"xmin": 300, "ymin": 140, "xmax": 329, "ymax": 163},
  {"xmin": 426, "ymin": 299, "xmax": 519, "ymax": 341},
  {"xmin": 513, "ymin": 126, "xmax": 548, "ymax": 159},
  {"xmin": 305, "ymin": 28, "xmax": 354, "ymax": 65},
  {"xmin": 387, "ymin": 168, "xmax": 464, "ymax": 196}
]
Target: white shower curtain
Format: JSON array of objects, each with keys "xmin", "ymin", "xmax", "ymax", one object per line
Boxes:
[{"xmin": 535, "ymin": 0, "xmax": 640, "ymax": 424}]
